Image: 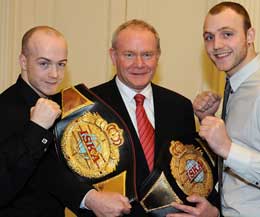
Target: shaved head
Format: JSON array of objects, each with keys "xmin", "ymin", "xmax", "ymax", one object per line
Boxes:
[{"xmin": 21, "ymin": 26, "xmax": 67, "ymax": 56}]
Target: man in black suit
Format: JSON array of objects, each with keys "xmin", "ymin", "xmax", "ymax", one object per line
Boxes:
[
  {"xmin": 90, "ymin": 19, "xmax": 219, "ymax": 217},
  {"xmin": 0, "ymin": 26, "xmax": 92, "ymax": 216}
]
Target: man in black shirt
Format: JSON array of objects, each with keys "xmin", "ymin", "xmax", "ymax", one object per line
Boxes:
[{"xmin": 0, "ymin": 26, "xmax": 91, "ymax": 217}]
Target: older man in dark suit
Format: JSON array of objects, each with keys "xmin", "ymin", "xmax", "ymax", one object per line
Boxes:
[{"xmin": 90, "ymin": 19, "xmax": 219, "ymax": 217}]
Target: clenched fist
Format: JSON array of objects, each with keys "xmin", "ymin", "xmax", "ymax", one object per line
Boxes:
[
  {"xmin": 30, "ymin": 98, "xmax": 61, "ymax": 129},
  {"xmin": 199, "ymin": 116, "xmax": 231, "ymax": 159},
  {"xmin": 193, "ymin": 91, "xmax": 221, "ymax": 120}
]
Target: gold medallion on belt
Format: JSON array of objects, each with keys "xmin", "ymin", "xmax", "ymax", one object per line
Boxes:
[
  {"xmin": 169, "ymin": 141, "xmax": 213, "ymax": 197},
  {"xmin": 61, "ymin": 112, "xmax": 124, "ymax": 178}
]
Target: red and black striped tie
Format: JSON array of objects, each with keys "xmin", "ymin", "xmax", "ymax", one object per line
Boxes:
[{"xmin": 134, "ymin": 94, "xmax": 155, "ymax": 172}]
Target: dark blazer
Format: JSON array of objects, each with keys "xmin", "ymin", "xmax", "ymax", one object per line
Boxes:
[
  {"xmin": 0, "ymin": 76, "xmax": 91, "ymax": 217},
  {"xmin": 91, "ymin": 77, "xmax": 196, "ymax": 216}
]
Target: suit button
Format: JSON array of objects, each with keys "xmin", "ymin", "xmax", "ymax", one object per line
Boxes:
[{"xmin": 42, "ymin": 138, "xmax": 48, "ymax": 144}]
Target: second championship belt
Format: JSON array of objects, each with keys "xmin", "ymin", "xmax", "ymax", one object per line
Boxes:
[
  {"xmin": 54, "ymin": 84, "xmax": 137, "ymax": 201},
  {"xmin": 139, "ymin": 134, "xmax": 218, "ymax": 216}
]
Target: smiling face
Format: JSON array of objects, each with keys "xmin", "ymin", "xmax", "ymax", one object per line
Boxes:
[
  {"xmin": 110, "ymin": 27, "xmax": 160, "ymax": 91},
  {"xmin": 20, "ymin": 30, "xmax": 68, "ymax": 97},
  {"xmin": 203, "ymin": 8, "xmax": 255, "ymax": 76}
]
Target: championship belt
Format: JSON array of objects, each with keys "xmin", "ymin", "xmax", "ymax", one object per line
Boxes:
[
  {"xmin": 139, "ymin": 134, "xmax": 217, "ymax": 216},
  {"xmin": 54, "ymin": 84, "xmax": 137, "ymax": 201}
]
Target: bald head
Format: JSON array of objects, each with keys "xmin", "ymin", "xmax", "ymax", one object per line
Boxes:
[{"xmin": 21, "ymin": 26, "xmax": 67, "ymax": 57}]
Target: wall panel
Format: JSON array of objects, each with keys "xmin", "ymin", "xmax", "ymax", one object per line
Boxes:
[{"xmin": 125, "ymin": 0, "xmax": 208, "ymax": 99}]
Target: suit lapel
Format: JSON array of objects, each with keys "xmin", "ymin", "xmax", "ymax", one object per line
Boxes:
[
  {"xmin": 152, "ymin": 84, "xmax": 175, "ymax": 167},
  {"xmin": 108, "ymin": 81, "xmax": 137, "ymax": 137},
  {"xmin": 152, "ymin": 84, "xmax": 164, "ymax": 159}
]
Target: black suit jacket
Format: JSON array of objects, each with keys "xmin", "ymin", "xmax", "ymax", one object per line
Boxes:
[
  {"xmin": 0, "ymin": 76, "xmax": 91, "ymax": 217},
  {"xmin": 91, "ymin": 78, "xmax": 196, "ymax": 216}
]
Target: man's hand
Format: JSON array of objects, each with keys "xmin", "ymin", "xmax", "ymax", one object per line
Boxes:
[
  {"xmin": 199, "ymin": 116, "xmax": 231, "ymax": 159},
  {"xmin": 193, "ymin": 91, "xmax": 221, "ymax": 120},
  {"xmin": 30, "ymin": 98, "xmax": 61, "ymax": 129},
  {"xmin": 85, "ymin": 190, "xmax": 131, "ymax": 217},
  {"xmin": 166, "ymin": 195, "xmax": 219, "ymax": 217}
]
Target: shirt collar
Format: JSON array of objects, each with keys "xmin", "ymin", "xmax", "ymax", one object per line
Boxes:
[
  {"xmin": 229, "ymin": 54, "xmax": 260, "ymax": 92},
  {"xmin": 115, "ymin": 76, "xmax": 153, "ymax": 103},
  {"xmin": 17, "ymin": 75, "xmax": 40, "ymax": 107}
]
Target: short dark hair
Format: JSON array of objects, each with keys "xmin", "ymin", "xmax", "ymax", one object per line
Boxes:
[
  {"xmin": 208, "ymin": 1, "xmax": 251, "ymax": 32},
  {"xmin": 111, "ymin": 19, "xmax": 161, "ymax": 53},
  {"xmin": 21, "ymin": 26, "xmax": 64, "ymax": 56}
]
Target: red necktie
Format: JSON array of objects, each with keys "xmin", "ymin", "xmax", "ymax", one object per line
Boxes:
[{"xmin": 134, "ymin": 94, "xmax": 155, "ymax": 171}]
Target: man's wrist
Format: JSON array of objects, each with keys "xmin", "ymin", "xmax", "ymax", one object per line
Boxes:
[{"xmin": 80, "ymin": 189, "xmax": 97, "ymax": 209}]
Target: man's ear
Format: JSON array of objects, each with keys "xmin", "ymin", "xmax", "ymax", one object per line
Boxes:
[
  {"xmin": 19, "ymin": 54, "xmax": 27, "ymax": 71},
  {"xmin": 247, "ymin": 27, "xmax": 255, "ymax": 45},
  {"xmin": 109, "ymin": 48, "xmax": 117, "ymax": 66}
]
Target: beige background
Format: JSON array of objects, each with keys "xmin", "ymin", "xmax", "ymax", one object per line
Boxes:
[
  {"xmin": 1, "ymin": 0, "xmax": 260, "ymax": 99},
  {"xmin": 0, "ymin": 0, "xmax": 259, "ymax": 216}
]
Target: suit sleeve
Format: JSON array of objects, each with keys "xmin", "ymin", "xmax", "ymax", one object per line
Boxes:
[
  {"xmin": 0, "ymin": 121, "xmax": 52, "ymax": 207},
  {"xmin": 35, "ymin": 146, "xmax": 95, "ymax": 215}
]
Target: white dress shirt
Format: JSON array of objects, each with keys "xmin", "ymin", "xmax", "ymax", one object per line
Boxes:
[
  {"xmin": 115, "ymin": 76, "xmax": 155, "ymax": 136},
  {"xmin": 222, "ymin": 54, "xmax": 260, "ymax": 217}
]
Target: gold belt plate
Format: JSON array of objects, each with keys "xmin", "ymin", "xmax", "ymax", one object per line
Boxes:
[
  {"xmin": 170, "ymin": 140, "xmax": 213, "ymax": 197},
  {"xmin": 61, "ymin": 112, "xmax": 124, "ymax": 178}
]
